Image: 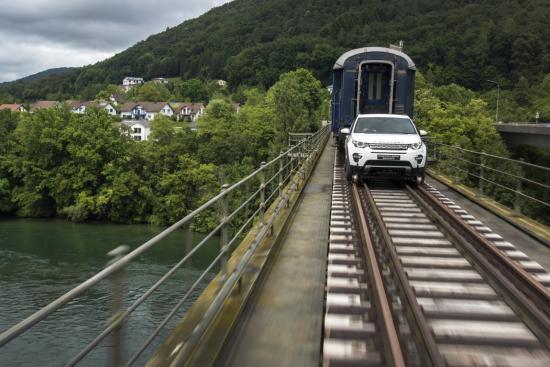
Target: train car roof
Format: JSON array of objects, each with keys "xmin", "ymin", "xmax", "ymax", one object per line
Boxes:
[{"xmin": 333, "ymin": 47, "xmax": 416, "ymax": 70}]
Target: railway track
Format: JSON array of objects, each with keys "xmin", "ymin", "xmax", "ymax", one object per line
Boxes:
[{"xmin": 323, "ymin": 152, "xmax": 550, "ymax": 366}]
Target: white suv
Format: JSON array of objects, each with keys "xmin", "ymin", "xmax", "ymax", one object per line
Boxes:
[{"xmin": 341, "ymin": 114, "xmax": 427, "ymax": 185}]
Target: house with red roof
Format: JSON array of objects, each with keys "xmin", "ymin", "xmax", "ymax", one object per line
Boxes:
[{"xmin": 0, "ymin": 103, "xmax": 27, "ymax": 112}]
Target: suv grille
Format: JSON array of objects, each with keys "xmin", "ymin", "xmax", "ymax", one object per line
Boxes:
[{"xmin": 369, "ymin": 143, "xmax": 408, "ymax": 150}]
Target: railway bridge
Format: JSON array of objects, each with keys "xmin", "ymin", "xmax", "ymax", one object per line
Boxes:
[{"xmin": 1, "ymin": 125, "xmax": 550, "ymax": 366}]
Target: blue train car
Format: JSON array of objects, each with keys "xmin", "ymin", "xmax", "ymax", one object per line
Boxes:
[{"xmin": 331, "ymin": 46, "xmax": 416, "ymax": 148}]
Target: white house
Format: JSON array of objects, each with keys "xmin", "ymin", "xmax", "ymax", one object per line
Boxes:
[
  {"xmin": 121, "ymin": 120, "xmax": 151, "ymax": 141},
  {"xmin": 119, "ymin": 102, "xmax": 174, "ymax": 120},
  {"xmin": 98, "ymin": 102, "xmax": 117, "ymax": 116},
  {"xmin": 152, "ymin": 77, "xmax": 169, "ymax": 84},
  {"xmin": 175, "ymin": 102, "xmax": 205, "ymax": 122},
  {"xmin": 120, "ymin": 102, "xmax": 146, "ymax": 119},
  {"xmin": 66, "ymin": 101, "xmax": 117, "ymax": 116},
  {"xmin": 122, "ymin": 77, "xmax": 144, "ymax": 91},
  {"xmin": 141, "ymin": 102, "xmax": 174, "ymax": 120}
]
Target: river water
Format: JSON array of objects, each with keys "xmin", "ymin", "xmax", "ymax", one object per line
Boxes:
[{"xmin": 0, "ymin": 218, "xmax": 219, "ymax": 366}]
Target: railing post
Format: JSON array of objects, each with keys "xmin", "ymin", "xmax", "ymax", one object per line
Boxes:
[
  {"xmin": 260, "ymin": 162, "xmax": 266, "ymax": 226},
  {"xmin": 515, "ymin": 159, "xmax": 524, "ymax": 216},
  {"xmin": 300, "ymin": 140, "xmax": 306, "ymax": 182},
  {"xmin": 283, "ymin": 152, "xmax": 290, "ymax": 208},
  {"xmin": 453, "ymin": 148, "xmax": 460, "ymax": 185},
  {"xmin": 244, "ymin": 180, "xmax": 250, "ymax": 221},
  {"xmin": 107, "ymin": 245, "xmax": 129, "ymax": 367},
  {"xmin": 184, "ymin": 221, "xmax": 193, "ymax": 256},
  {"xmin": 291, "ymin": 146, "xmax": 296, "ymax": 177},
  {"xmin": 220, "ymin": 184, "xmax": 230, "ymax": 283},
  {"xmin": 278, "ymin": 151, "xmax": 284, "ymax": 199},
  {"xmin": 545, "ymin": 171, "xmax": 550, "ymax": 203},
  {"xmin": 478, "ymin": 151, "xmax": 485, "ymax": 196}
]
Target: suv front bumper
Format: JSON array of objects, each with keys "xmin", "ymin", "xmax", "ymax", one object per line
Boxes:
[{"xmin": 347, "ymin": 144, "xmax": 426, "ymax": 178}]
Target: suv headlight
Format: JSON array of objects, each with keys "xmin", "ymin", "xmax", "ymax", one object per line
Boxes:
[
  {"xmin": 409, "ymin": 141, "xmax": 422, "ymax": 150},
  {"xmin": 352, "ymin": 139, "xmax": 368, "ymax": 148}
]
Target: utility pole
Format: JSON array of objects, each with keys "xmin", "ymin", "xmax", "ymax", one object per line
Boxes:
[{"xmin": 486, "ymin": 80, "xmax": 500, "ymax": 123}]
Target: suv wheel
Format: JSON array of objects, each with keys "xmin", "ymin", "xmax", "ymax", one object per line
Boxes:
[
  {"xmin": 345, "ymin": 160, "xmax": 352, "ymax": 181},
  {"xmin": 411, "ymin": 169, "xmax": 425, "ymax": 186}
]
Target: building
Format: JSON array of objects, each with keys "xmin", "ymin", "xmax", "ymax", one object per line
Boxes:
[
  {"xmin": 141, "ymin": 102, "xmax": 175, "ymax": 120},
  {"xmin": 98, "ymin": 102, "xmax": 117, "ymax": 116},
  {"xmin": 0, "ymin": 103, "xmax": 27, "ymax": 112},
  {"xmin": 65, "ymin": 100, "xmax": 85, "ymax": 114},
  {"xmin": 122, "ymin": 77, "xmax": 144, "ymax": 91},
  {"xmin": 175, "ymin": 103, "xmax": 205, "ymax": 123},
  {"xmin": 65, "ymin": 100, "xmax": 117, "ymax": 116},
  {"xmin": 216, "ymin": 79, "xmax": 227, "ymax": 87},
  {"xmin": 119, "ymin": 102, "xmax": 174, "ymax": 120},
  {"xmin": 121, "ymin": 120, "xmax": 150, "ymax": 141},
  {"xmin": 152, "ymin": 77, "xmax": 169, "ymax": 84},
  {"xmin": 120, "ymin": 102, "xmax": 141, "ymax": 119}
]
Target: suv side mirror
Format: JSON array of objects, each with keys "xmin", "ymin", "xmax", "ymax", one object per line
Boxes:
[
  {"xmin": 419, "ymin": 130, "xmax": 427, "ymax": 137},
  {"xmin": 340, "ymin": 128, "xmax": 350, "ymax": 134}
]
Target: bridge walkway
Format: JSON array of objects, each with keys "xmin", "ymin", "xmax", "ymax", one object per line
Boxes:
[{"xmin": 215, "ymin": 142, "xmax": 335, "ymax": 366}]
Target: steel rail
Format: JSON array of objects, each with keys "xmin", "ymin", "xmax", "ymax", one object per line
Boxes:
[
  {"xmin": 409, "ymin": 185, "xmax": 550, "ymax": 347},
  {"xmin": 351, "ymin": 183, "xmax": 406, "ymax": 367},
  {"xmin": 359, "ymin": 184, "xmax": 445, "ymax": 367}
]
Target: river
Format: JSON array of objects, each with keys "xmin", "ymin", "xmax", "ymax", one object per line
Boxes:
[{"xmin": 0, "ymin": 218, "xmax": 219, "ymax": 366}]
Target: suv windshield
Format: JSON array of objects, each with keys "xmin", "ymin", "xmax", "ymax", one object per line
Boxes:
[{"xmin": 353, "ymin": 116, "xmax": 416, "ymax": 134}]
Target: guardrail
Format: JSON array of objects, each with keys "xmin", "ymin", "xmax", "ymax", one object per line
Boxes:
[
  {"xmin": 425, "ymin": 140, "xmax": 550, "ymax": 223},
  {"xmin": 0, "ymin": 125, "xmax": 330, "ymax": 366}
]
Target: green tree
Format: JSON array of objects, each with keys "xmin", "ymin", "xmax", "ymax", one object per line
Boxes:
[
  {"xmin": 175, "ymin": 78, "xmax": 209, "ymax": 102},
  {"xmin": 95, "ymin": 84, "xmax": 120, "ymax": 101},
  {"xmin": 135, "ymin": 82, "xmax": 171, "ymax": 102},
  {"xmin": 266, "ymin": 68, "xmax": 327, "ymax": 144}
]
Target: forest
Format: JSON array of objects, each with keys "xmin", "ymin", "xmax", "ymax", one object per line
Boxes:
[{"xmin": 0, "ymin": 0, "xmax": 549, "ymax": 122}]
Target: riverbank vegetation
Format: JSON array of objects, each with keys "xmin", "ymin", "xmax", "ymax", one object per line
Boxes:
[{"xmin": 0, "ymin": 69, "xmax": 327, "ymax": 227}]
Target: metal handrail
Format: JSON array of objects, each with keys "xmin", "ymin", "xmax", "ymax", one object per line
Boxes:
[
  {"xmin": 431, "ymin": 141, "xmax": 550, "ymax": 172},
  {"xmin": 452, "ymin": 166, "xmax": 550, "ymax": 208},
  {"xmin": 0, "ymin": 125, "xmax": 330, "ymax": 366},
  {"xmin": 426, "ymin": 140, "xmax": 550, "ymax": 216}
]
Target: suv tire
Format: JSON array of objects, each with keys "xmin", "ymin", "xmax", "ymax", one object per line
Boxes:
[
  {"xmin": 411, "ymin": 169, "xmax": 425, "ymax": 186},
  {"xmin": 345, "ymin": 160, "xmax": 353, "ymax": 181}
]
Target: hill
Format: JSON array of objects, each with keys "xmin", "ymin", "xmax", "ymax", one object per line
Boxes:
[
  {"xmin": 0, "ymin": 0, "xmax": 548, "ymax": 109},
  {"xmin": 16, "ymin": 67, "xmax": 77, "ymax": 82}
]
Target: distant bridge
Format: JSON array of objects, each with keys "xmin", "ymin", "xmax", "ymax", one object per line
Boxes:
[
  {"xmin": 1, "ymin": 126, "xmax": 550, "ymax": 366},
  {"xmin": 495, "ymin": 123, "xmax": 550, "ymax": 149}
]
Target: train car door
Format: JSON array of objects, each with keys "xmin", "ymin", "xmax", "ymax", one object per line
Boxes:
[{"xmin": 357, "ymin": 62, "xmax": 394, "ymax": 114}]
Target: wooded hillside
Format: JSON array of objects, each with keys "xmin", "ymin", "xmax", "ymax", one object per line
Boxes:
[{"xmin": 1, "ymin": 0, "xmax": 548, "ymax": 120}]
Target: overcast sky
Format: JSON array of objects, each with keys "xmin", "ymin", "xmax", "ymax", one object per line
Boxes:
[{"xmin": 0, "ymin": 0, "xmax": 233, "ymax": 82}]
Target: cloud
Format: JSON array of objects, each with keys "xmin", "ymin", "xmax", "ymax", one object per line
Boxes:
[{"xmin": 0, "ymin": 0, "xmax": 233, "ymax": 82}]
